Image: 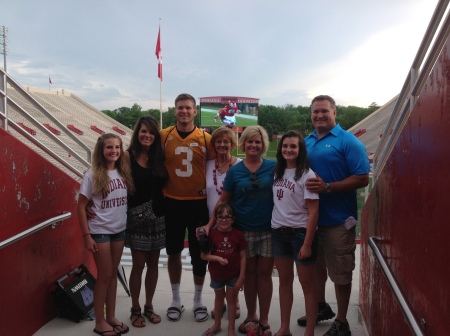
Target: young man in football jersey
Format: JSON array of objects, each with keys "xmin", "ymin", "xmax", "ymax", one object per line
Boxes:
[{"xmin": 160, "ymin": 93, "xmax": 215, "ymax": 323}]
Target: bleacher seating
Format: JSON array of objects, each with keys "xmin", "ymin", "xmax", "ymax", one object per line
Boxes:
[
  {"xmin": 112, "ymin": 125, "xmax": 126, "ymax": 135},
  {"xmin": 90, "ymin": 125, "xmax": 105, "ymax": 135},
  {"xmin": 43, "ymin": 123, "xmax": 61, "ymax": 135},
  {"xmin": 6, "ymin": 86, "xmax": 133, "ymax": 179},
  {"xmin": 348, "ymin": 95, "xmax": 398, "ymax": 157},
  {"xmin": 17, "ymin": 122, "xmax": 36, "ymax": 135}
]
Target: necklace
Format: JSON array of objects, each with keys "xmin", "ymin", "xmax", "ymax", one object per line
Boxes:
[
  {"xmin": 213, "ymin": 159, "xmax": 233, "ymax": 195},
  {"xmin": 216, "ymin": 157, "xmax": 232, "ymax": 174}
]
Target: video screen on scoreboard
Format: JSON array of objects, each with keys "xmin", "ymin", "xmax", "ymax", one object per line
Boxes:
[{"xmin": 199, "ymin": 96, "xmax": 259, "ymax": 128}]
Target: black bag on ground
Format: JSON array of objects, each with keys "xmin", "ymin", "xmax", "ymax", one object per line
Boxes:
[{"xmin": 52, "ymin": 264, "xmax": 96, "ymax": 323}]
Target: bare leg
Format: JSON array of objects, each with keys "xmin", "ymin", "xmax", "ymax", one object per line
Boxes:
[
  {"xmin": 298, "ymin": 264, "xmax": 318, "ymax": 336},
  {"xmin": 243, "ymin": 257, "xmax": 259, "ymax": 321},
  {"xmin": 273, "ymin": 258, "xmax": 293, "ymax": 336},
  {"xmin": 226, "ymin": 286, "xmax": 238, "ymax": 336},
  {"xmin": 335, "ymin": 282, "xmax": 351, "ymax": 323},
  {"xmin": 204, "ymin": 288, "xmax": 224, "ymax": 335},
  {"xmin": 256, "ymin": 256, "xmax": 274, "ymax": 327},
  {"xmin": 144, "ymin": 250, "xmax": 161, "ymax": 306},
  {"xmin": 105, "ymin": 240, "xmax": 128, "ymax": 332},
  {"xmin": 93, "ymin": 242, "xmax": 115, "ymax": 334},
  {"xmin": 316, "ymin": 265, "xmax": 328, "ymax": 303},
  {"xmin": 129, "ymin": 250, "xmax": 146, "ymax": 309}
]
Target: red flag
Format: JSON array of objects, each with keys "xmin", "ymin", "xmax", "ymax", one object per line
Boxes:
[
  {"xmin": 155, "ymin": 26, "xmax": 162, "ymax": 81},
  {"xmin": 49, "ymin": 77, "xmax": 52, "ymax": 84}
]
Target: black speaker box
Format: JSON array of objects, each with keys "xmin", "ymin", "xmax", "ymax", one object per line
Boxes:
[{"xmin": 52, "ymin": 264, "xmax": 96, "ymax": 323}]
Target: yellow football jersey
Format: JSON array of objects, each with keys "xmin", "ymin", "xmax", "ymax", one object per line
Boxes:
[{"xmin": 161, "ymin": 126, "xmax": 215, "ymax": 200}]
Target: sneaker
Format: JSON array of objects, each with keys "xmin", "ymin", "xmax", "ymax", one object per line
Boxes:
[
  {"xmin": 323, "ymin": 319, "xmax": 351, "ymax": 336},
  {"xmin": 297, "ymin": 302, "xmax": 336, "ymax": 326}
]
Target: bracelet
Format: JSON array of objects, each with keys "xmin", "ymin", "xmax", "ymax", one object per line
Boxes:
[{"xmin": 83, "ymin": 233, "xmax": 90, "ymax": 237}]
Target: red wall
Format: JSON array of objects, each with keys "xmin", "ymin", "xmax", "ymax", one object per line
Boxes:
[
  {"xmin": 360, "ymin": 39, "xmax": 450, "ymax": 335},
  {"xmin": 0, "ymin": 128, "xmax": 95, "ymax": 335}
]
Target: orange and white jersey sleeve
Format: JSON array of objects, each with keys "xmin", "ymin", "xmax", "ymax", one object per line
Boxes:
[{"xmin": 160, "ymin": 127, "xmax": 214, "ymax": 200}]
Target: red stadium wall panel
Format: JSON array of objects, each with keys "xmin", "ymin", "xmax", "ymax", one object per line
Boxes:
[
  {"xmin": 359, "ymin": 38, "xmax": 450, "ymax": 335},
  {"xmin": 0, "ymin": 128, "xmax": 96, "ymax": 335}
]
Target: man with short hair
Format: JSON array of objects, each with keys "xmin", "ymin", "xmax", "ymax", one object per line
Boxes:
[
  {"xmin": 300, "ymin": 95, "xmax": 370, "ymax": 336},
  {"xmin": 160, "ymin": 93, "xmax": 214, "ymax": 323}
]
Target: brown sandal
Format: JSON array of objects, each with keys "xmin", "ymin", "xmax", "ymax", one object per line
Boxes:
[
  {"xmin": 144, "ymin": 304, "xmax": 161, "ymax": 324},
  {"xmin": 130, "ymin": 307, "xmax": 146, "ymax": 328}
]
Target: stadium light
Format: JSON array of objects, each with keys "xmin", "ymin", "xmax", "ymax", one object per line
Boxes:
[{"xmin": 0, "ymin": 26, "xmax": 8, "ymax": 72}]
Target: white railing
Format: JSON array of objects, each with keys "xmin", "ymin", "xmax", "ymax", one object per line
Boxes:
[{"xmin": 0, "ymin": 212, "xmax": 71, "ymax": 250}]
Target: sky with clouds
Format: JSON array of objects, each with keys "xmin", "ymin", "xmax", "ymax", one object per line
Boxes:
[{"xmin": 0, "ymin": 0, "xmax": 439, "ymax": 111}]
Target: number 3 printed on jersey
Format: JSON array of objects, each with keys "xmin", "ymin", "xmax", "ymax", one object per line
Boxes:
[{"xmin": 175, "ymin": 146, "xmax": 193, "ymax": 177}]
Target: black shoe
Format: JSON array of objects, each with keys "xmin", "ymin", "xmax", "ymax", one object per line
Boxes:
[
  {"xmin": 297, "ymin": 302, "xmax": 336, "ymax": 326},
  {"xmin": 323, "ymin": 319, "xmax": 351, "ymax": 336}
]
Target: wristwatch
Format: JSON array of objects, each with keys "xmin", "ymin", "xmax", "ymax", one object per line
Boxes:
[{"xmin": 325, "ymin": 182, "xmax": 332, "ymax": 193}]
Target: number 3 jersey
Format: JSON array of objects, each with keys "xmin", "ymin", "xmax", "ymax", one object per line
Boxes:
[{"xmin": 160, "ymin": 126, "xmax": 214, "ymax": 200}]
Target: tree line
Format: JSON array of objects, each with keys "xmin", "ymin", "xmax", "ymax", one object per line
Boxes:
[{"xmin": 102, "ymin": 102, "xmax": 379, "ymax": 139}]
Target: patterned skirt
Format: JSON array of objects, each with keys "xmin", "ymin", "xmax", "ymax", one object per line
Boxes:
[{"xmin": 125, "ymin": 200, "xmax": 166, "ymax": 251}]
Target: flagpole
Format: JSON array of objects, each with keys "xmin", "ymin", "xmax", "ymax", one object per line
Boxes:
[
  {"xmin": 159, "ymin": 75, "xmax": 162, "ymax": 129},
  {"xmin": 159, "ymin": 20, "xmax": 162, "ymax": 130},
  {"xmin": 156, "ymin": 19, "xmax": 162, "ymax": 130}
]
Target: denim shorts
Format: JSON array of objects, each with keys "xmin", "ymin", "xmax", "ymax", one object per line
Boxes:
[
  {"xmin": 210, "ymin": 275, "xmax": 239, "ymax": 290},
  {"xmin": 90, "ymin": 230, "xmax": 126, "ymax": 243},
  {"xmin": 271, "ymin": 228, "xmax": 318, "ymax": 266}
]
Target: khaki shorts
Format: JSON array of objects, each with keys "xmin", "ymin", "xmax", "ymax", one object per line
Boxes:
[
  {"xmin": 243, "ymin": 231, "xmax": 272, "ymax": 258},
  {"xmin": 316, "ymin": 224, "xmax": 356, "ymax": 285}
]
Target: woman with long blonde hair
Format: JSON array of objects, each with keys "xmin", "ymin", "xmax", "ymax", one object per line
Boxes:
[{"xmin": 78, "ymin": 133, "xmax": 134, "ymax": 336}]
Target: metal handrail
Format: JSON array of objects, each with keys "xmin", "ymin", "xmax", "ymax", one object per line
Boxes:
[
  {"xmin": 0, "ymin": 67, "xmax": 92, "ymax": 163},
  {"xmin": 373, "ymin": 0, "xmax": 450, "ymax": 179},
  {"xmin": 0, "ymin": 117, "xmax": 84, "ymax": 178},
  {"xmin": 0, "ymin": 67, "xmax": 92, "ymax": 178},
  {"xmin": 368, "ymin": 236, "xmax": 424, "ymax": 336},
  {"xmin": 0, "ymin": 212, "xmax": 71, "ymax": 250}
]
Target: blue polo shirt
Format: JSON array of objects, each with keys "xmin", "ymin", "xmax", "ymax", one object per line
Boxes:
[{"xmin": 305, "ymin": 124, "xmax": 370, "ymax": 227}]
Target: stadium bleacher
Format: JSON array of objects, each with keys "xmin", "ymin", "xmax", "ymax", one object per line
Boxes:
[
  {"xmin": 348, "ymin": 95, "xmax": 398, "ymax": 159},
  {"xmin": 5, "ymin": 86, "xmax": 133, "ymax": 180}
]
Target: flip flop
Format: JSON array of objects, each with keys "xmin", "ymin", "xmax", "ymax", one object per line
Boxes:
[
  {"xmin": 193, "ymin": 306, "xmax": 209, "ymax": 322},
  {"xmin": 166, "ymin": 305, "xmax": 185, "ymax": 322},
  {"xmin": 109, "ymin": 322, "xmax": 129, "ymax": 334},
  {"xmin": 93, "ymin": 329, "xmax": 118, "ymax": 336},
  {"xmin": 202, "ymin": 327, "xmax": 222, "ymax": 336},
  {"xmin": 258, "ymin": 323, "xmax": 272, "ymax": 336}
]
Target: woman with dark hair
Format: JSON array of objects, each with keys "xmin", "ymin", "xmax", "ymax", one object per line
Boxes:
[
  {"xmin": 271, "ymin": 130, "xmax": 319, "ymax": 336},
  {"xmin": 125, "ymin": 116, "xmax": 168, "ymax": 328}
]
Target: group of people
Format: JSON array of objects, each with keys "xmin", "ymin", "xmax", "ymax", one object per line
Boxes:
[{"xmin": 77, "ymin": 93, "xmax": 370, "ymax": 336}]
